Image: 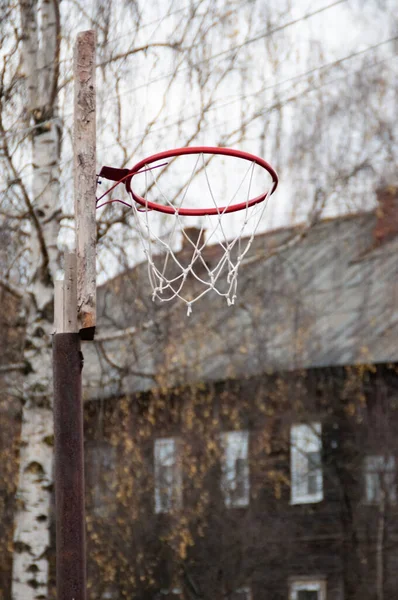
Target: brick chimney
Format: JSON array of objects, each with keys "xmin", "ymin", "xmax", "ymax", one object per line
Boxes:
[{"xmin": 373, "ymin": 185, "xmax": 398, "ymax": 245}]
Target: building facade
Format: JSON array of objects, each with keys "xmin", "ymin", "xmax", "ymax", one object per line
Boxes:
[
  {"xmin": 84, "ymin": 365, "xmax": 398, "ymax": 600},
  {"xmin": 81, "ymin": 191, "xmax": 398, "ymax": 600}
]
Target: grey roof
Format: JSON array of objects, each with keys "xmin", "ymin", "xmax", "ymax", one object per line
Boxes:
[{"xmin": 82, "ymin": 210, "xmax": 398, "ymax": 399}]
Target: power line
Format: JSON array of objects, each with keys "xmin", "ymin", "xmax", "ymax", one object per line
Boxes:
[
  {"xmin": 4, "ymin": 0, "xmax": 349, "ymax": 142},
  {"xmin": 58, "ymin": 0, "xmax": 342, "ymax": 71},
  {"xmin": 4, "ymin": 32, "xmax": 396, "ymax": 150},
  {"xmin": 4, "ymin": 3, "xmax": 397, "ymax": 152},
  {"xmin": 57, "ymin": 0, "xmax": 349, "ymax": 100},
  {"xmin": 88, "ymin": 0, "xmax": 349, "ymax": 108},
  {"xmin": 260, "ymin": 33, "xmax": 398, "ymax": 96},
  {"xmin": 31, "ymin": 0, "xmax": 211, "ymax": 90},
  {"xmin": 58, "ymin": 0, "xmax": 207, "ymax": 66},
  {"xmin": 68, "ymin": 31, "xmax": 398, "ymax": 142},
  {"xmin": 227, "ymin": 52, "xmax": 398, "ymax": 136},
  {"xmin": 56, "ymin": 41, "xmax": 397, "ymax": 166}
]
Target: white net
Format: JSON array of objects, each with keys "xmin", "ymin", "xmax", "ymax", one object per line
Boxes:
[{"xmin": 128, "ymin": 151, "xmax": 276, "ymax": 315}]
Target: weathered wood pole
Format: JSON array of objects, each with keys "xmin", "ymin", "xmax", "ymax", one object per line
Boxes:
[{"xmin": 74, "ymin": 29, "xmax": 97, "ymax": 339}]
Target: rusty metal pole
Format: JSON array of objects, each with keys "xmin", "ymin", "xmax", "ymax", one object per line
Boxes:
[
  {"xmin": 53, "ymin": 332, "xmax": 86, "ymax": 600},
  {"xmin": 53, "ymin": 331, "xmax": 86, "ymax": 600}
]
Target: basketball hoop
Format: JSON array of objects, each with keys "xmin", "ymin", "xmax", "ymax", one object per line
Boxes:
[{"xmin": 98, "ymin": 147, "xmax": 278, "ymax": 314}]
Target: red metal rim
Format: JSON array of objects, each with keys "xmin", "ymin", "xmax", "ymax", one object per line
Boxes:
[{"xmin": 125, "ymin": 146, "xmax": 278, "ymax": 216}]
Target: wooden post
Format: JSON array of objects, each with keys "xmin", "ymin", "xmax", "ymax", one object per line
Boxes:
[
  {"xmin": 74, "ymin": 30, "xmax": 96, "ymax": 339},
  {"xmin": 54, "ymin": 252, "xmax": 78, "ymax": 334},
  {"xmin": 53, "ymin": 251, "xmax": 86, "ymax": 600}
]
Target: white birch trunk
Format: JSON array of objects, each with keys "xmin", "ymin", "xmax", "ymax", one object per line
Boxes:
[{"xmin": 12, "ymin": 1, "xmax": 61, "ymax": 598}]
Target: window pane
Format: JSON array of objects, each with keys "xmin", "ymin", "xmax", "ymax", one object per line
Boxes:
[
  {"xmin": 386, "ymin": 471, "xmax": 397, "ymax": 503},
  {"xmin": 364, "ymin": 455, "xmax": 396, "ymax": 504},
  {"xmin": 154, "ymin": 438, "xmax": 182, "ymax": 513},
  {"xmin": 307, "ymin": 451, "xmax": 322, "ymax": 495},
  {"xmin": 221, "ymin": 431, "xmax": 250, "ymax": 507},
  {"xmin": 291, "ymin": 424, "xmax": 323, "ymax": 504},
  {"xmin": 290, "ymin": 578, "xmax": 324, "ymax": 600},
  {"xmin": 230, "ymin": 587, "xmax": 251, "ymax": 600},
  {"xmin": 298, "ymin": 592, "xmax": 318, "ymax": 600},
  {"xmin": 365, "ymin": 472, "xmax": 379, "ymax": 503},
  {"xmin": 86, "ymin": 442, "xmax": 117, "ymax": 517}
]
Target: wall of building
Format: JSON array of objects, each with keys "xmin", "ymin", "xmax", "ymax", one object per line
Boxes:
[{"xmin": 82, "ymin": 364, "xmax": 398, "ymax": 600}]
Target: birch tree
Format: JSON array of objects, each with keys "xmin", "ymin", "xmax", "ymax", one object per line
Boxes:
[{"xmin": 4, "ymin": 1, "xmax": 62, "ymax": 598}]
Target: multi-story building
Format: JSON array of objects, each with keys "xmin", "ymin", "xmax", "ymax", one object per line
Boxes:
[{"xmin": 82, "ymin": 187, "xmax": 398, "ymax": 600}]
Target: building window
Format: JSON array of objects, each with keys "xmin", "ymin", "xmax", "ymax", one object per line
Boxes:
[
  {"xmin": 156, "ymin": 588, "xmax": 182, "ymax": 600},
  {"xmin": 86, "ymin": 442, "xmax": 117, "ymax": 518},
  {"xmin": 101, "ymin": 587, "xmax": 118, "ymax": 600},
  {"xmin": 229, "ymin": 587, "xmax": 251, "ymax": 600},
  {"xmin": 154, "ymin": 438, "xmax": 182, "ymax": 514},
  {"xmin": 291, "ymin": 423, "xmax": 323, "ymax": 505},
  {"xmin": 221, "ymin": 431, "xmax": 250, "ymax": 508},
  {"xmin": 364, "ymin": 455, "xmax": 396, "ymax": 504},
  {"xmin": 290, "ymin": 578, "xmax": 326, "ymax": 600}
]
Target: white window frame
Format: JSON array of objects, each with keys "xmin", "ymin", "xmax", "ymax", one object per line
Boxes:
[
  {"xmin": 364, "ymin": 455, "xmax": 396, "ymax": 505},
  {"xmin": 86, "ymin": 441, "xmax": 117, "ymax": 518},
  {"xmin": 231, "ymin": 587, "xmax": 251, "ymax": 600},
  {"xmin": 291, "ymin": 423, "xmax": 323, "ymax": 505},
  {"xmin": 154, "ymin": 437, "xmax": 182, "ymax": 514},
  {"xmin": 221, "ymin": 431, "xmax": 250, "ymax": 508},
  {"xmin": 289, "ymin": 577, "xmax": 326, "ymax": 600},
  {"xmin": 101, "ymin": 587, "xmax": 118, "ymax": 600},
  {"xmin": 157, "ymin": 587, "xmax": 183, "ymax": 600}
]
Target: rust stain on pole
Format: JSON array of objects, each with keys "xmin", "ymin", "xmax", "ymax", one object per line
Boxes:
[{"xmin": 53, "ymin": 333, "xmax": 86, "ymax": 600}]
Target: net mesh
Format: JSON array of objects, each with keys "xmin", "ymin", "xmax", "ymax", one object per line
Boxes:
[
  {"xmin": 98, "ymin": 151, "xmax": 276, "ymax": 315},
  {"xmin": 132, "ymin": 154, "xmax": 272, "ymax": 315}
]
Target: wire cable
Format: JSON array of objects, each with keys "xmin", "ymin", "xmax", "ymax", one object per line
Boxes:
[
  {"xmin": 82, "ymin": 0, "xmax": 349, "ymax": 105},
  {"xmin": 3, "ymin": 0, "xmax": 349, "ymax": 140},
  {"xmin": 56, "ymin": 43, "xmax": 398, "ymax": 167}
]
